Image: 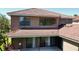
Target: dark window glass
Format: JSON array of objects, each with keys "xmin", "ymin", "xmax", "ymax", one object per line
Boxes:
[
  {"xmin": 19, "ymin": 17, "xmax": 31, "ymax": 26},
  {"xmin": 39, "ymin": 17, "xmax": 56, "ymax": 26}
]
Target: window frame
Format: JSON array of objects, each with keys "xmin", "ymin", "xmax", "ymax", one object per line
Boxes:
[
  {"xmin": 39, "ymin": 17, "xmax": 56, "ymax": 26},
  {"xmin": 19, "ymin": 17, "xmax": 31, "ymax": 27}
]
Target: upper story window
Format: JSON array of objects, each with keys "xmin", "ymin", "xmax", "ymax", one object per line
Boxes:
[
  {"xmin": 39, "ymin": 17, "xmax": 56, "ymax": 26},
  {"xmin": 19, "ymin": 17, "xmax": 31, "ymax": 26}
]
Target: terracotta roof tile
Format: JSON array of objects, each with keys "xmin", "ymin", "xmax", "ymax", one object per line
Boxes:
[
  {"xmin": 59, "ymin": 24, "xmax": 79, "ymax": 43},
  {"xmin": 7, "ymin": 8, "xmax": 73, "ymax": 18},
  {"xmin": 7, "ymin": 24, "xmax": 79, "ymax": 43},
  {"xmin": 73, "ymin": 16, "xmax": 79, "ymax": 21},
  {"xmin": 7, "ymin": 29, "xmax": 58, "ymax": 38}
]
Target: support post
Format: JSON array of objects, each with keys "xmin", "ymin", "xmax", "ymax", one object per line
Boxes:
[
  {"xmin": 32, "ymin": 37, "xmax": 36, "ymax": 48},
  {"xmin": 47, "ymin": 37, "xmax": 50, "ymax": 47}
]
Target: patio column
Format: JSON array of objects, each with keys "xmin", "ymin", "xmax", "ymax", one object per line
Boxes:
[
  {"xmin": 56, "ymin": 17, "xmax": 60, "ymax": 27},
  {"xmin": 32, "ymin": 37, "xmax": 36, "ymax": 48},
  {"xmin": 47, "ymin": 37, "xmax": 50, "ymax": 47}
]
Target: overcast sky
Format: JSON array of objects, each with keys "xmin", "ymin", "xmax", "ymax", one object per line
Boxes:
[{"xmin": 0, "ymin": 8, "xmax": 79, "ymax": 19}]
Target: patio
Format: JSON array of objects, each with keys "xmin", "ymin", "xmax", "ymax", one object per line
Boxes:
[{"xmin": 12, "ymin": 47, "xmax": 61, "ymax": 51}]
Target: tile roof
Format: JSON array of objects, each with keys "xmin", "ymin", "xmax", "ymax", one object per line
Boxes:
[
  {"xmin": 7, "ymin": 24, "xmax": 79, "ymax": 43},
  {"xmin": 73, "ymin": 16, "xmax": 79, "ymax": 21},
  {"xmin": 7, "ymin": 29, "xmax": 58, "ymax": 38},
  {"xmin": 7, "ymin": 8, "xmax": 73, "ymax": 18},
  {"xmin": 59, "ymin": 24, "xmax": 79, "ymax": 43}
]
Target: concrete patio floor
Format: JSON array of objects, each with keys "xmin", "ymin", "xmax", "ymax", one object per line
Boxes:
[{"xmin": 13, "ymin": 47, "xmax": 61, "ymax": 51}]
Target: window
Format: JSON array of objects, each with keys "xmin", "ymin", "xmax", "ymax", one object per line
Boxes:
[
  {"xmin": 39, "ymin": 17, "xmax": 56, "ymax": 26},
  {"xmin": 19, "ymin": 17, "xmax": 31, "ymax": 26}
]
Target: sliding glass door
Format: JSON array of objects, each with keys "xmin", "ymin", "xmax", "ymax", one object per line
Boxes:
[{"xmin": 26, "ymin": 38, "xmax": 32, "ymax": 48}]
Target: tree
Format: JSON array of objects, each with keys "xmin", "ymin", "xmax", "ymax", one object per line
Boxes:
[
  {"xmin": 0, "ymin": 14, "xmax": 10, "ymax": 51},
  {"xmin": 0, "ymin": 14, "xmax": 10, "ymax": 33},
  {"xmin": 74, "ymin": 14, "xmax": 78, "ymax": 16}
]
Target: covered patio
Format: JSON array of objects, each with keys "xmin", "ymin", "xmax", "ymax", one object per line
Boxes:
[
  {"xmin": 12, "ymin": 47, "xmax": 61, "ymax": 51},
  {"xmin": 7, "ymin": 29, "xmax": 63, "ymax": 51}
]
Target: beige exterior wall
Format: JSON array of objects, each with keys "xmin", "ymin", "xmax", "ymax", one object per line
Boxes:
[
  {"xmin": 11, "ymin": 16, "xmax": 73, "ymax": 31},
  {"xmin": 63, "ymin": 41, "xmax": 79, "ymax": 51},
  {"xmin": 11, "ymin": 16, "xmax": 58, "ymax": 31},
  {"xmin": 59, "ymin": 18, "xmax": 72, "ymax": 25},
  {"xmin": 11, "ymin": 16, "xmax": 19, "ymax": 31},
  {"xmin": 30, "ymin": 17, "xmax": 39, "ymax": 26},
  {"xmin": 24, "ymin": 16, "xmax": 58, "ymax": 27}
]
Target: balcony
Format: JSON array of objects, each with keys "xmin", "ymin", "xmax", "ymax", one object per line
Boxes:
[
  {"xmin": 20, "ymin": 24, "xmax": 58, "ymax": 29},
  {"xmin": 19, "ymin": 17, "xmax": 58, "ymax": 29}
]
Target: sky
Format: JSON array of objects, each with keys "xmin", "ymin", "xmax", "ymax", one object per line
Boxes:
[{"xmin": 0, "ymin": 8, "xmax": 79, "ymax": 19}]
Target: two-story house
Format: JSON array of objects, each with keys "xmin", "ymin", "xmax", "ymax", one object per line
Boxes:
[{"xmin": 7, "ymin": 8, "xmax": 78, "ymax": 51}]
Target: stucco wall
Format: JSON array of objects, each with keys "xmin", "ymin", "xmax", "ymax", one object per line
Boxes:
[
  {"xmin": 59, "ymin": 18, "xmax": 72, "ymax": 25},
  {"xmin": 11, "ymin": 16, "xmax": 19, "ymax": 31},
  {"xmin": 30, "ymin": 17, "xmax": 39, "ymax": 26},
  {"xmin": 11, "ymin": 16, "xmax": 58, "ymax": 31},
  {"xmin": 63, "ymin": 40, "xmax": 79, "ymax": 51}
]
